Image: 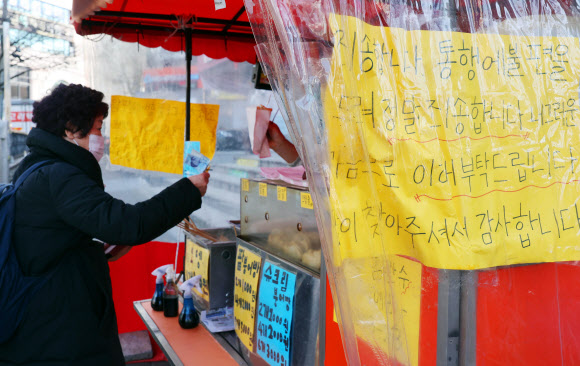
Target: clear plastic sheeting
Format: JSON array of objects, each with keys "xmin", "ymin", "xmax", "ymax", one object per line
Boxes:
[
  {"xmin": 84, "ymin": 36, "xmax": 291, "ymax": 239},
  {"xmin": 244, "ymin": 1, "xmax": 580, "ymax": 365}
]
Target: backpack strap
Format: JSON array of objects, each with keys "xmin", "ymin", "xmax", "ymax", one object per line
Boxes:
[{"xmin": 13, "ymin": 161, "xmax": 54, "ymax": 190}]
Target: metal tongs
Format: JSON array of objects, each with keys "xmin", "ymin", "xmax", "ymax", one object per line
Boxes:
[{"xmin": 177, "ymin": 217, "xmax": 219, "ymax": 242}]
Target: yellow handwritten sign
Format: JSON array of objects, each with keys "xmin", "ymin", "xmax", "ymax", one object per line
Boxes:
[
  {"xmin": 342, "ymin": 255, "xmax": 422, "ymax": 366},
  {"xmin": 110, "ymin": 96, "xmax": 219, "ymax": 174},
  {"xmin": 234, "ymin": 246, "xmax": 262, "ymax": 351},
  {"xmin": 242, "ymin": 179, "xmax": 250, "ymax": 192},
  {"xmin": 300, "ymin": 192, "xmax": 313, "ymax": 209},
  {"xmin": 385, "ymin": 256, "xmax": 421, "ymax": 366},
  {"xmin": 277, "ymin": 186, "xmax": 287, "ymax": 202},
  {"xmin": 184, "ymin": 238, "xmax": 210, "ymax": 302},
  {"xmin": 326, "ymin": 14, "xmax": 580, "ymax": 270},
  {"xmin": 259, "ymin": 183, "xmax": 268, "ymax": 197}
]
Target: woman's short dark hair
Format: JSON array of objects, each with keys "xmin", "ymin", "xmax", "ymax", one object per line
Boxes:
[{"xmin": 32, "ymin": 84, "xmax": 109, "ymax": 138}]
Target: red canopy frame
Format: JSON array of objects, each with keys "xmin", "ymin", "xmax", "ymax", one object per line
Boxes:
[
  {"xmin": 74, "ymin": 0, "xmax": 256, "ymax": 63},
  {"xmin": 74, "ymin": 0, "xmax": 258, "ymax": 138}
]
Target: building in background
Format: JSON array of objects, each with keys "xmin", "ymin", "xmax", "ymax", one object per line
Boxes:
[{"xmin": 1, "ymin": 0, "xmax": 85, "ymax": 137}]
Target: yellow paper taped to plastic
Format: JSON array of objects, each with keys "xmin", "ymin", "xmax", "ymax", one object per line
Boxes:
[
  {"xmin": 340, "ymin": 255, "xmax": 422, "ymax": 366},
  {"xmin": 234, "ymin": 246, "xmax": 262, "ymax": 351},
  {"xmin": 110, "ymin": 96, "xmax": 219, "ymax": 174},
  {"xmin": 184, "ymin": 238, "xmax": 210, "ymax": 302},
  {"xmin": 385, "ymin": 256, "xmax": 421, "ymax": 366},
  {"xmin": 325, "ymin": 14, "xmax": 580, "ymax": 270}
]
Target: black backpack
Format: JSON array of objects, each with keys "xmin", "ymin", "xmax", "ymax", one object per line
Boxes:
[{"xmin": 0, "ymin": 161, "xmax": 53, "ymax": 343}]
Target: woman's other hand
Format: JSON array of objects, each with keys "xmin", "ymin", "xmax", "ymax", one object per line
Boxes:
[{"xmin": 105, "ymin": 245, "xmax": 131, "ymax": 262}]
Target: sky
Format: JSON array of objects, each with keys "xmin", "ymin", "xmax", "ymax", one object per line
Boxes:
[{"xmin": 43, "ymin": 0, "xmax": 72, "ymax": 10}]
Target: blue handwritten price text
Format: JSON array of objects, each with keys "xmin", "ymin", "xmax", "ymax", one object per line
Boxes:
[{"xmin": 256, "ymin": 262, "xmax": 296, "ymax": 366}]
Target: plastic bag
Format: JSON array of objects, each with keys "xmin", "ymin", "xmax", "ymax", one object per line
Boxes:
[{"xmin": 245, "ymin": 0, "xmax": 580, "ymax": 364}]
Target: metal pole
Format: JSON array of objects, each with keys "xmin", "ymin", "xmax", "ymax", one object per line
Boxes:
[
  {"xmin": 1, "ymin": 0, "xmax": 11, "ymax": 183},
  {"xmin": 0, "ymin": 119, "xmax": 8, "ymax": 182},
  {"xmin": 184, "ymin": 28, "xmax": 192, "ymax": 141},
  {"xmin": 317, "ymin": 254, "xmax": 327, "ymax": 366},
  {"xmin": 436, "ymin": 269, "xmax": 461, "ymax": 366},
  {"xmin": 459, "ymin": 271, "xmax": 477, "ymax": 366},
  {"xmin": 2, "ymin": 23, "xmax": 10, "ymax": 122}
]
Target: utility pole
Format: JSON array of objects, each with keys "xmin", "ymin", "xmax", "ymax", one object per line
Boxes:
[{"xmin": 0, "ymin": 0, "xmax": 10, "ymax": 183}]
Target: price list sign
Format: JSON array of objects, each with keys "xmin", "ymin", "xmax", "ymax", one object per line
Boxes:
[
  {"xmin": 256, "ymin": 261, "xmax": 297, "ymax": 366},
  {"xmin": 234, "ymin": 246, "xmax": 262, "ymax": 351},
  {"xmin": 184, "ymin": 238, "xmax": 210, "ymax": 301}
]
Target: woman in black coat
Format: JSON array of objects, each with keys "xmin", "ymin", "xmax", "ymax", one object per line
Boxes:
[{"xmin": 0, "ymin": 84, "xmax": 210, "ymax": 365}]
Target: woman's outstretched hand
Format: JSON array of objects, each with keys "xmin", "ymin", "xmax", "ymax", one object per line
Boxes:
[{"xmin": 188, "ymin": 171, "xmax": 210, "ymax": 196}]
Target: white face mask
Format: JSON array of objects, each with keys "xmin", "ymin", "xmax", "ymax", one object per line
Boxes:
[{"xmin": 88, "ymin": 134, "xmax": 105, "ymax": 162}]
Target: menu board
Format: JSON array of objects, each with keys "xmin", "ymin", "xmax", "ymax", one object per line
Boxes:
[
  {"xmin": 234, "ymin": 246, "xmax": 262, "ymax": 351},
  {"xmin": 256, "ymin": 261, "xmax": 297, "ymax": 366},
  {"xmin": 184, "ymin": 238, "xmax": 210, "ymax": 302},
  {"xmin": 277, "ymin": 186, "xmax": 287, "ymax": 202},
  {"xmin": 300, "ymin": 192, "xmax": 313, "ymax": 209}
]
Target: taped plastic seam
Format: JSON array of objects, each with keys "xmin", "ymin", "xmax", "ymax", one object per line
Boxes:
[{"xmin": 245, "ymin": 1, "xmax": 580, "ymax": 365}]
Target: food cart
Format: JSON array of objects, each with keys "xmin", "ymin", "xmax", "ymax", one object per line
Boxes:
[
  {"xmin": 74, "ymin": 0, "xmax": 580, "ymax": 365},
  {"xmin": 73, "ymin": 1, "xmax": 338, "ymax": 365}
]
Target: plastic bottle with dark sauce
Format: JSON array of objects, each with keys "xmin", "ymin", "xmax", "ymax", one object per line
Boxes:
[{"xmin": 163, "ymin": 266, "xmax": 179, "ymax": 317}]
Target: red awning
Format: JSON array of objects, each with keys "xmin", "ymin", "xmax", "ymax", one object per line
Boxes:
[{"xmin": 73, "ymin": 0, "xmax": 257, "ymax": 64}]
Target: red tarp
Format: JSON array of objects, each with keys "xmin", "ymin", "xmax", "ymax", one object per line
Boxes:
[
  {"xmin": 74, "ymin": 0, "xmax": 256, "ymax": 64},
  {"xmin": 109, "ymin": 241, "xmax": 185, "ymax": 334}
]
